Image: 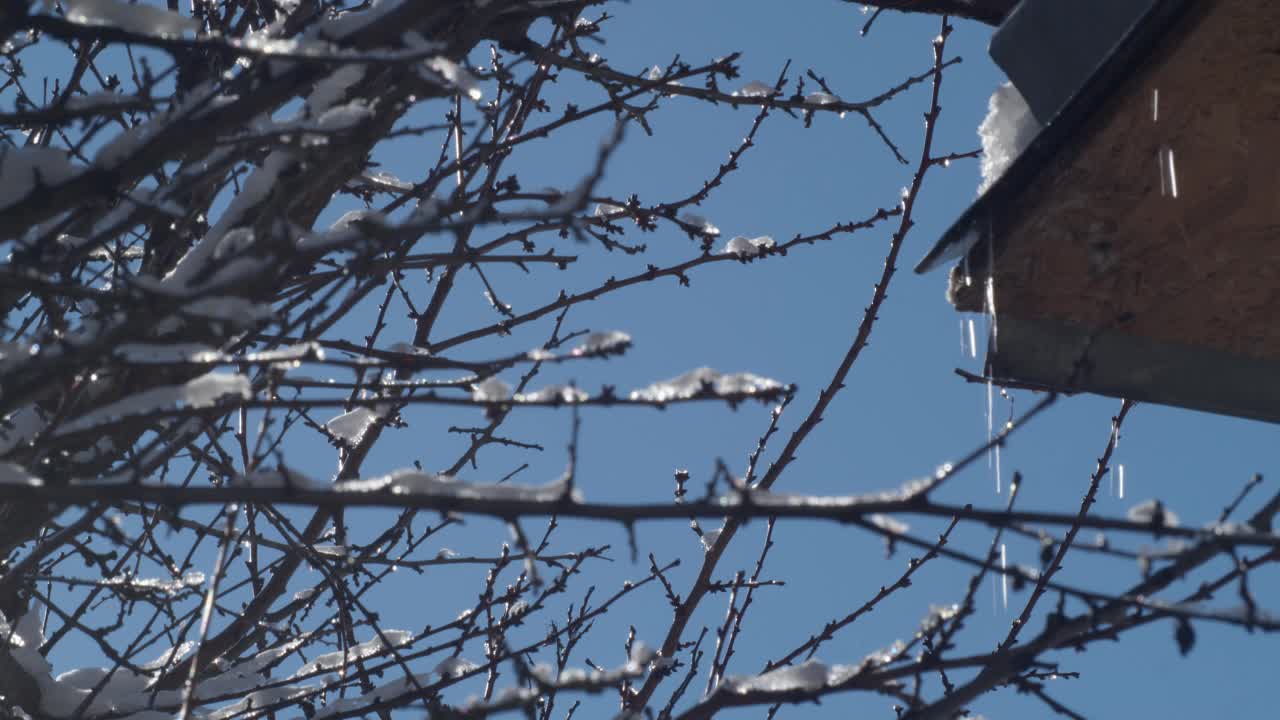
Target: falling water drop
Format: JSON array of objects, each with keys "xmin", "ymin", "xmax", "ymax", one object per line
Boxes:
[
  {"xmin": 1000, "ymin": 543, "xmax": 1008, "ymax": 609},
  {"xmin": 1118, "ymin": 464, "xmax": 1126, "ymax": 499},
  {"xmin": 968, "ymin": 319, "xmax": 977, "ymax": 359}
]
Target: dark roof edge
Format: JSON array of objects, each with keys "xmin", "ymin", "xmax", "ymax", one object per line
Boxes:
[{"xmin": 913, "ymin": 0, "xmax": 1200, "ymax": 275}]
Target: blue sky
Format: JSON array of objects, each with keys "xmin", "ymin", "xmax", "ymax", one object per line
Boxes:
[{"xmin": 14, "ymin": 0, "xmax": 1280, "ymax": 717}]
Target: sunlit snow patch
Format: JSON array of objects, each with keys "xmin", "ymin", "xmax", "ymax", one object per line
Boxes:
[
  {"xmin": 977, "ymin": 82, "xmax": 1042, "ymax": 194},
  {"xmin": 472, "ymin": 377, "xmax": 512, "ymax": 402},
  {"xmin": 573, "ymin": 330, "xmax": 631, "ymax": 355},
  {"xmin": 0, "ymin": 147, "xmax": 84, "ymax": 212},
  {"xmin": 679, "ymin": 212, "xmax": 720, "ymax": 236},
  {"xmin": 721, "ymin": 235, "xmax": 775, "ymax": 257},
  {"xmin": 65, "ymin": 0, "xmax": 201, "ymax": 37},
  {"xmin": 514, "ymin": 385, "xmax": 589, "ymax": 403},
  {"xmin": 732, "ymin": 80, "xmax": 776, "ymax": 98},
  {"xmin": 629, "ymin": 367, "xmax": 782, "ymax": 403}
]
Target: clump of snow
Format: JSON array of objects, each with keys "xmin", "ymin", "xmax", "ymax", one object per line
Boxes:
[
  {"xmin": 592, "ymin": 202, "xmax": 622, "ymax": 217},
  {"xmin": 307, "ymin": 65, "xmax": 366, "ymax": 114},
  {"xmin": 1127, "ymin": 499, "xmax": 1179, "ymax": 528},
  {"xmin": 56, "ymin": 372, "xmax": 251, "ymax": 435},
  {"xmin": 514, "ymin": 385, "xmax": 589, "ymax": 404},
  {"xmin": 919, "ymin": 603, "xmax": 960, "ymax": 633},
  {"xmin": 338, "ymin": 469, "xmax": 580, "ymax": 504},
  {"xmin": 630, "ymin": 367, "xmax": 783, "ymax": 403},
  {"xmin": 65, "ymin": 0, "xmax": 200, "ymax": 37},
  {"xmin": 573, "ymin": 330, "xmax": 632, "ymax": 355},
  {"xmin": 721, "ymin": 235, "xmax": 775, "ymax": 257},
  {"xmin": 434, "ymin": 656, "xmax": 478, "ymax": 678},
  {"xmin": 722, "ymin": 659, "xmax": 829, "ymax": 694},
  {"xmin": 325, "ymin": 407, "xmax": 383, "ymax": 447},
  {"xmin": 423, "ymin": 57, "xmax": 482, "ymax": 101},
  {"xmin": 0, "ymin": 147, "xmax": 84, "ymax": 212},
  {"xmin": 805, "ymin": 91, "xmax": 839, "ymax": 105},
  {"xmin": 977, "ymin": 82, "xmax": 1042, "ymax": 194},
  {"xmin": 679, "ymin": 212, "xmax": 720, "ymax": 236},
  {"xmin": 732, "ymin": 81, "xmax": 776, "ymax": 98},
  {"xmin": 315, "ymin": 100, "xmax": 374, "ymax": 132},
  {"xmin": 868, "ymin": 513, "xmax": 909, "ymax": 535},
  {"xmin": 472, "ymin": 377, "xmax": 512, "ymax": 402}
]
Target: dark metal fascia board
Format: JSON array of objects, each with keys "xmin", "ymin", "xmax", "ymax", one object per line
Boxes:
[
  {"xmin": 991, "ymin": 0, "xmax": 1157, "ymax": 125},
  {"xmin": 991, "ymin": 316, "xmax": 1280, "ymax": 425},
  {"xmin": 913, "ymin": 0, "xmax": 1199, "ymax": 276}
]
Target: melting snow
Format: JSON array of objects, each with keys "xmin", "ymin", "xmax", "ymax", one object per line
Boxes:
[
  {"xmin": 64, "ymin": 0, "xmax": 200, "ymax": 37},
  {"xmin": 721, "ymin": 235, "xmax": 775, "ymax": 257},
  {"xmin": 679, "ymin": 212, "xmax": 720, "ymax": 236},
  {"xmin": 325, "ymin": 407, "xmax": 383, "ymax": 447},
  {"xmin": 573, "ymin": 330, "xmax": 631, "ymax": 355},
  {"xmin": 629, "ymin": 367, "xmax": 782, "ymax": 402},
  {"xmin": 1127, "ymin": 499, "xmax": 1179, "ymax": 528},
  {"xmin": 472, "ymin": 377, "xmax": 512, "ymax": 402},
  {"xmin": 56, "ymin": 372, "xmax": 251, "ymax": 435},
  {"xmin": 0, "ymin": 147, "xmax": 84, "ymax": 212},
  {"xmin": 977, "ymin": 82, "xmax": 1042, "ymax": 194},
  {"xmin": 513, "ymin": 385, "xmax": 589, "ymax": 403},
  {"xmin": 722, "ymin": 659, "xmax": 829, "ymax": 694},
  {"xmin": 732, "ymin": 81, "xmax": 776, "ymax": 98},
  {"xmin": 434, "ymin": 656, "xmax": 478, "ymax": 678}
]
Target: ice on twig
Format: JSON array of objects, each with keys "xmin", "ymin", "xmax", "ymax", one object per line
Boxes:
[
  {"xmin": 514, "ymin": 385, "xmax": 588, "ymax": 404},
  {"xmin": 721, "ymin": 235, "xmax": 775, "ymax": 257},
  {"xmin": 630, "ymin": 367, "xmax": 783, "ymax": 403},
  {"xmin": 699, "ymin": 525, "xmax": 723, "ymax": 551},
  {"xmin": 978, "ymin": 82, "xmax": 1042, "ymax": 194},
  {"xmin": 645, "ymin": 64, "xmax": 682, "ymax": 87},
  {"xmin": 65, "ymin": 0, "xmax": 201, "ymax": 37},
  {"xmin": 472, "ymin": 377, "xmax": 512, "ymax": 402},
  {"xmin": 593, "ymin": 202, "xmax": 623, "ymax": 217},
  {"xmin": 338, "ymin": 468, "xmax": 581, "ymax": 503},
  {"xmin": 573, "ymin": 330, "xmax": 632, "ymax": 355},
  {"xmin": 804, "ymin": 91, "xmax": 840, "ymax": 105},
  {"xmin": 732, "ymin": 80, "xmax": 776, "ymax": 98}
]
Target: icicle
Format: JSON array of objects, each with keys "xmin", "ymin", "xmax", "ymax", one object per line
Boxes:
[{"xmin": 1000, "ymin": 543, "xmax": 1008, "ymax": 609}]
